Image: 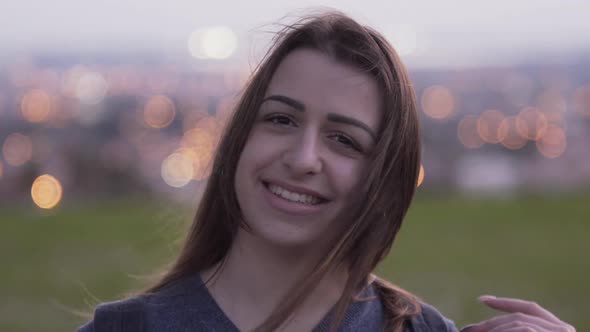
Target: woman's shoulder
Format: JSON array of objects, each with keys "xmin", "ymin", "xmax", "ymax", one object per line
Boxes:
[
  {"xmin": 77, "ymin": 273, "xmax": 211, "ymax": 332},
  {"xmin": 406, "ymin": 301, "xmax": 459, "ymax": 332},
  {"xmin": 77, "ymin": 296, "xmax": 147, "ymax": 332},
  {"xmin": 89, "ymin": 273, "xmax": 205, "ymax": 310}
]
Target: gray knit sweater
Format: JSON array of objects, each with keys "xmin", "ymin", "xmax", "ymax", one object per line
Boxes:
[{"xmin": 78, "ymin": 274, "xmax": 458, "ymax": 331}]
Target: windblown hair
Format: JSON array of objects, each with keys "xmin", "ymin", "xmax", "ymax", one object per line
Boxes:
[{"xmin": 146, "ymin": 10, "xmax": 422, "ymax": 332}]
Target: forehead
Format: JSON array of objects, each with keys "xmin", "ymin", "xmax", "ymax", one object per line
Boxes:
[{"xmin": 265, "ymin": 49, "xmax": 381, "ymax": 131}]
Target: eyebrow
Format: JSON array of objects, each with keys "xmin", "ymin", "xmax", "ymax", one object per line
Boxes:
[
  {"xmin": 262, "ymin": 94, "xmax": 305, "ymax": 111},
  {"xmin": 261, "ymin": 94, "xmax": 377, "ymax": 139},
  {"xmin": 326, "ymin": 113, "xmax": 376, "ymax": 140}
]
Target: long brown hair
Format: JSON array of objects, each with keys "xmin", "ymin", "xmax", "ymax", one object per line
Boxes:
[{"xmin": 146, "ymin": 10, "xmax": 422, "ymax": 332}]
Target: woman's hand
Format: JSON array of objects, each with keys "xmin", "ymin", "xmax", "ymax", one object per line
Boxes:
[{"xmin": 461, "ymin": 295, "xmax": 575, "ymax": 332}]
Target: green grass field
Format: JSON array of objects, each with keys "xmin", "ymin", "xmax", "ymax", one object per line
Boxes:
[{"xmin": 1, "ymin": 193, "xmax": 588, "ymax": 331}]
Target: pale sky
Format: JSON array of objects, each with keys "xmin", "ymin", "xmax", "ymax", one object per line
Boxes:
[{"xmin": 1, "ymin": 0, "xmax": 588, "ymax": 67}]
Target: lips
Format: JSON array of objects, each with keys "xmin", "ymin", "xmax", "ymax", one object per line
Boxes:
[
  {"xmin": 262, "ymin": 181, "xmax": 329, "ymax": 204},
  {"xmin": 260, "ymin": 180, "xmax": 330, "ymax": 216},
  {"xmin": 268, "ymin": 183, "xmax": 323, "ymax": 205}
]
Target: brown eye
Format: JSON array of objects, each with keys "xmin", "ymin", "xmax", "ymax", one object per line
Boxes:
[
  {"xmin": 265, "ymin": 114, "xmax": 296, "ymax": 127},
  {"xmin": 330, "ymin": 133, "xmax": 361, "ymax": 152}
]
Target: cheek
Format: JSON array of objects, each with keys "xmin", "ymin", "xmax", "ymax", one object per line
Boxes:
[
  {"xmin": 326, "ymin": 157, "xmax": 366, "ymax": 196},
  {"xmin": 235, "ymin": 131, "xmax": 278, "ymax": 177}
]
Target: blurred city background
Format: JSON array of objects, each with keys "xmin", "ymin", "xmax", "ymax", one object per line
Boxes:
[{"xmin": 1, "ymin": 1, "xmax": 588, "ymax": 331}]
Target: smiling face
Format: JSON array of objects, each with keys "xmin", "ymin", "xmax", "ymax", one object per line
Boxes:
[{"xmin": 234, "ymin": 48, "xmax": 381, "ymax": 248}]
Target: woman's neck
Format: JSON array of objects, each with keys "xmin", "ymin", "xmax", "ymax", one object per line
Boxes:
[{"xmin": 201, "ymin": 230, "xmax": 348, "ymax": 332}]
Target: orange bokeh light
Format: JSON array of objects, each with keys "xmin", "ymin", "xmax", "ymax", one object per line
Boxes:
[
  {"xmin": 182, "ymin": 110, "xmax": 210, "ymax": 132},
  {"xmin": 181, "ymin": 127, "xmax": 217, "ymax": 180},
  {"xmin": 174, "ymin": 146, "xmax": 213, "ymax": 181},
  {"xmin": 195, "ymin": 115, "xmax": 221, "ymax": 137},
  {"xmin": 515, "ymin": 107, "xmax": 548, "ymax": 141},
  {"xmin": 476, "ymin": 109, "xmax": 507, "ymax": 144},
  {"xmin": 499, "ymin": 116, "xmax": 527, "ymax": 150},
  {"xmin": 31, "ymin": 174, "xmax": 63, "ymax": 209},
  {"xmin": 2, "ymin": 133, "xmax": 33, "ymax": 166},
  {"xmin": 182, "ymin": 127, "xmax": 216, "ymax": 150},
  {"xmin": 536, "ymin": 125, "xmax": 567, "ymax": 159},
  {"xmin": 417, "ymin": 164, "xmax": 425, "ymax": 187},
  {"xmin": 20, "ymin": 89, "xmax": 53, "ymax": 123},
  {"xmin": 420, "ymin": 85, "xmax": 455, "ymax": 120},
  {"xmin": 457, "ymin": 115, "xmax": 485, "ymax": 149},
  {"xmin": 143, "ymin": 95, "xmax": 176, "ymax": 128}
]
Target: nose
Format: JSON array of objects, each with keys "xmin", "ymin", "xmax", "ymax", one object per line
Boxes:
[{"xmin": 281, "ymin": 133, "xmax": 323, "ymax": 176}]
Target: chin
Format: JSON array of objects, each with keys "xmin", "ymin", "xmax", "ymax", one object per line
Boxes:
[{"xmin": 242, "ymin": 215, "xmax": 326, "ymax": 251}]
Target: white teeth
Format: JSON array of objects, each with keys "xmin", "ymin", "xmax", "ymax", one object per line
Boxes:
[{"xmin": 268, "ymin": 184, "xmax": 321, "ymax": 205}]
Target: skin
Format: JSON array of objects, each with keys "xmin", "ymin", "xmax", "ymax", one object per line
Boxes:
[
  {"xmin": 234, "ymin": 48, "xmax": 379, "ymax": 250},
  {"xmin": 202, "ymin": 48, "xmax": 380, "ymax": 332},
  {"xmin": 463, "ymin": 296, "xmax": 576, "ymax": 332}
]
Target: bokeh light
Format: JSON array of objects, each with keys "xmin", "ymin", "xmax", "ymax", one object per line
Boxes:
[
  {"xmin": 515, "ymin": 107, "xmax": 548, "ymax": 141},
  {"xmin": 174, "ymin": 146, "xmax": 211, "ymax": 181},
  {"xmin": 536, "ymin": 125, "xmax": 567, "ymax": 158},
  {"xmin": 31, "ymin": 174, "xmax": 63, "ymax": 209},
  {"xmin": 421, "ymin": 85, "xmax": 455, "ymax": 120},
  {"xmin": 143, "ymin": 95, "xmax": 176, "ymax": 128},
  {"xmin": 182, "ymin": 110, "xmax": 210, "ymax": 132},
  {"xmin": 181, "ymin": 126, "xmax": 216, "ymax": 180},
  {"xmin": 20, "ymin": 89, "xmax": 52, "ymax": 123},
  {"xmin": 499, "ymin": 116, "xmax": 528, "ymax": 150},
  {"xmin": 457, "ymin": 115, "xmax": 485, "ymax": 149},
  {"xmin": 2, "ymin": 132, "xmax": 33, "ymax": 166},
  {"xmin": 195, "ymin": 115, "xmax": 221, "ymax": 136},
  {"xmin": 477, "ymin": 109, "xmax": 507, "ymax": 144},
  {"xmin": 182, "ymin": 125, "xmax": 216, "ymax": 148},
  {"xmin": 61, "ymin": 65, "xmax": 87, "ymax": 97},
  {"xmin": 75, "ymin": 71, "xmax": 108, "ymax": 104},
  {"xmin": 188, "ymin": 26, "xmax": 238, "ymax": 60},
  {"xmin": 573, "ymin": 85, "xmax": 590, "ymax": 118},
  {"xmin": 417, "ymin": 164, "xmax": 425, "ymax": 187},
  {"xmin": 161, "ymin": 152, "xmax": 194, "ymax": 188}
]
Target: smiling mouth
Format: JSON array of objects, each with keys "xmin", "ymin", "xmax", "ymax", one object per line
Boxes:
[{"xmin": 262, "ymin": 181, "xmax": 329, "ymax": 206}]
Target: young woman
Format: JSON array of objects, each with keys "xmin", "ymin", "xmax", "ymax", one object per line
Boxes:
[{"xmin": 79, "ymin": 11, "xmax": 575, "ymax": 332}]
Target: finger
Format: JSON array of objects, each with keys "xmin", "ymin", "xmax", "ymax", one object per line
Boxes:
[
  {"xmin": 488, "ymin": 321, "xmax": 555, "ymax": 332},
  {"xmin": 478, "ymin": 295, "xmax": 562, "ymax": 324},
  {"xmin": 498, "ymin": 328, "xmax": 544, "ymax": 332},
  {"xmin": 463, "ymin": 313, "xmax": 565, "ymax": 332}
]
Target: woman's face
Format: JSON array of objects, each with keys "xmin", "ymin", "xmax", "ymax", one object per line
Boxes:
[{"xmin": 234, "ymin": 48, "xmax": 380, "ymax": 248}]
